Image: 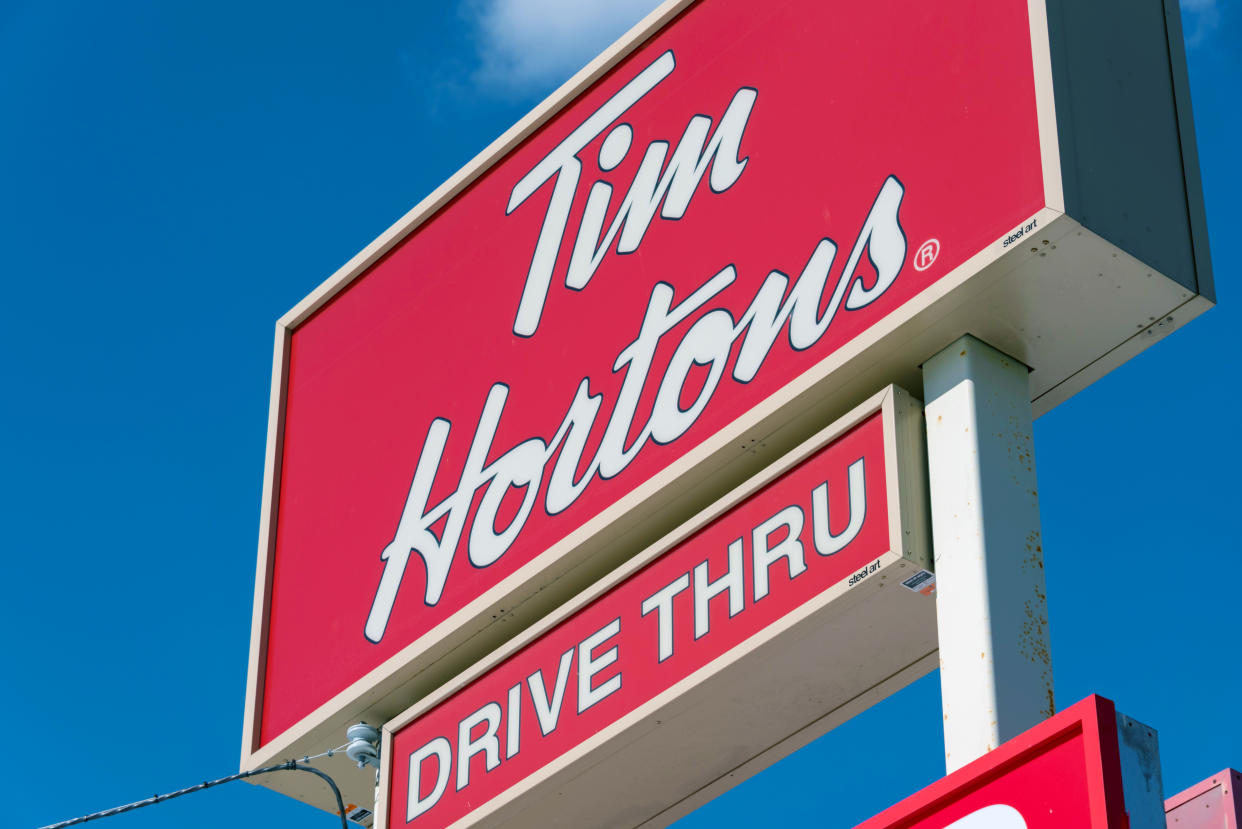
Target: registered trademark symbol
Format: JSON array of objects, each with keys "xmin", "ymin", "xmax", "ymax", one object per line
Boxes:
[{"xmin": 913, "ymin": 239, "xmax": 940, "ymax": 272}]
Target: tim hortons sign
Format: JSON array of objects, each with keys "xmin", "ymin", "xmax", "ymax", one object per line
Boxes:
[
  {"xmin": 378, "ymin": 388, "xmax": 934, "ymax": 829},
  {"xmin": 853, "ymin": 695, "xmax": 1167, "ymax": 829},
  {"xmin": 242, "ymin": 0, "xmax": 1211, "ymax": 813}
]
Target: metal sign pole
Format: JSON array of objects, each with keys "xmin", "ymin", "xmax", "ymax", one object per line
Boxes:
[{"xmin": 923, "ymin": 335, "xmax": 1054, "ymax": 773}]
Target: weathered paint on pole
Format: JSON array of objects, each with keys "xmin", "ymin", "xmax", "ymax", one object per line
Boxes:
[{"xmin": 923, "ymin": 334, "xmax": 1053, "ymax": 772}]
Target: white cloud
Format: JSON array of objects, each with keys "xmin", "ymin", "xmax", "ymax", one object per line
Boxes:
[
  {"xmin": 467, "ymin": 0, "xmax": 662, "ymax": 97},
  {"xmin": 1180, "ymin": 0, "xmax": 1220, "ymax": 48}
]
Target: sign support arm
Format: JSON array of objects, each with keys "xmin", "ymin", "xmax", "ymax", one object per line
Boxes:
[{"xmin": 923, "ymin": 334, "xmax": 1054, "ymax": 772}]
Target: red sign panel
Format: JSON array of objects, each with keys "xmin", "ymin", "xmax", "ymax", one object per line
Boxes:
[
  {"xmin": 253, "ymin": 0, "xmax": 1045, "ymax": 750},
  {"xmin": 855, "ymin": 696, "xmax": 1133, "ymax": 829},
  {"xmin": 384, "ymin": 408, "xmax": 893, "ymax": 827}
]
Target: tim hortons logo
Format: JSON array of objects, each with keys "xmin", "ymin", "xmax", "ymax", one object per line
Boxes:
[{"xmin": 364, "ymin": 50, "xmax": 909, "ymax": 644}]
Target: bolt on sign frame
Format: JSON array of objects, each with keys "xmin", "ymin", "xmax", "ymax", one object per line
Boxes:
[
  {"xmin": 853, "ymin": 695, "xmax": 1167, "ymax": 829},
  {"xmin": 378, "ymin": 386, "xmax": 933, "ymax": 829},
  {"xmin": 241, "ymin": 0, "xmax": 1212, "ymax": 815}
]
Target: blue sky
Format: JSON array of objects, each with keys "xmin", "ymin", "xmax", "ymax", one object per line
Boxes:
[{"xmin": 1, "ymin": 1, "xmax": 1236, "ymax": 827}]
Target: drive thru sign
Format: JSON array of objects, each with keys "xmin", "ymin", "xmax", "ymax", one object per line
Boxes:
[
  {"xmin": 243, "ymin": 0, "xmax": 1210, "ymax": 814},
  {"xmin": 379, "ymin": 388, "xmax": 934, "ymax": 828}
]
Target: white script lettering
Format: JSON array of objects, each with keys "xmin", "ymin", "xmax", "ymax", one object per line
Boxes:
[
  {"xmin": 506, "ymin": 50, "xmax": 757, "ymax": 337},
  {"xmin": 364, "ymin": 174, "xmax": 907, "ymax": 643}
]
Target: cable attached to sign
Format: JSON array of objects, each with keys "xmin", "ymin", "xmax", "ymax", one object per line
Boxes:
[{"xmin": 35, "ymin": 754, "xmax": 353, "ymax": 829}]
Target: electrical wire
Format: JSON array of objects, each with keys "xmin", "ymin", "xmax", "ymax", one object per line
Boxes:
[
  {"xmin": 302, "ymin": 741, "xmax": 352, "ymax": 763},
  {"xmin": 35, "ymin": 759, "xmax": 351, "ymax": 829}
]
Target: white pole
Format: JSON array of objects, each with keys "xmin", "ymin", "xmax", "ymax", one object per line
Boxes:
[{"xmin": 922, "ymin": 335, "xmax": 1053, "ymax": 773}]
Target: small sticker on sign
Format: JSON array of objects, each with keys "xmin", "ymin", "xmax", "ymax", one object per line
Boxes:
[
  {"xmin": 346, "ymin": 806, "xmax": 374, "ymax": 827},
  {"xmin": 901, "ymin": 570, "xmax": 937, "ymax": 596}
]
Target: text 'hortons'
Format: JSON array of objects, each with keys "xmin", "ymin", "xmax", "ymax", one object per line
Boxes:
[{"xmin": 365, "ymin": 50, "xmax": 908, "ymax": 644}]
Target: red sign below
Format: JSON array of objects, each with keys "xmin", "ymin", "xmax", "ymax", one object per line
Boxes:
[{"xmin": 855, "ymin": 696, "xmax": 1153, "ymax": 829}]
